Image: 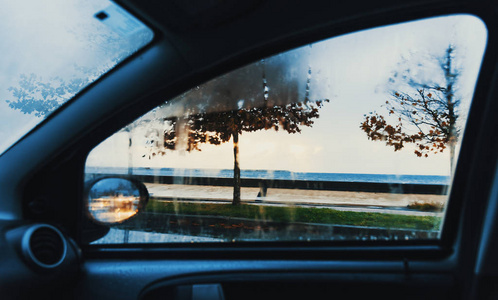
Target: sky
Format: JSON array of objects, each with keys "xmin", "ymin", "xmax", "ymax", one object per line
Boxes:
[
  {"xmin": 0, "ymin": 5, "xmax": 486, "ymax": 176},
  {"xmin": 0, "ymin": 0, "xmax": 152, "ymax": 153},
  {"xmin": 86, "ymin": 14, "xmax": 487, "ymax": 176}
]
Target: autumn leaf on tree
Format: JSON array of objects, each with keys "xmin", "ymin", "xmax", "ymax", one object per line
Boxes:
[
  {"xmin": 146, "ymin": 59, "xmax": 329, "ymax": 205},
  {"xmin": 360, "ymin": 46, "xmax": 461, "ymax": 171},
  {"xmin": 159, "ymin": 98, "xmax": 328, "ymax": 205}
]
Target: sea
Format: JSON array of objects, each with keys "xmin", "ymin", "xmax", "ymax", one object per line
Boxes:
[{"xmin": 86, "ymin": 167, "xmax": 450, "ymax": 185}]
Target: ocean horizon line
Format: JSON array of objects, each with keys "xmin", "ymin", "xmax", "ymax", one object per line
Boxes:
[{"xmin": 86, "ymin": 166, "xmax": 451, "ymax": 185}]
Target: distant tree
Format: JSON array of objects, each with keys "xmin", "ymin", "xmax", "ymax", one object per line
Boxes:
[
  {"xmin": 360, "ymin": 46, "xmax": 460, "ymax": 171},
  {"xmin": 5, "ymin": 26, "xmax": 152, "ymax": 118},
  {"xmin": 160, "ymin": 97, "xmax": 328, "ymax": 205},
  {"xmin": 138, "ymin": 55, "xmax": 329, "ymax": 205},
  {"xmin": 6, "ymin": 72, "xmax": 93, "ymax": 117}
]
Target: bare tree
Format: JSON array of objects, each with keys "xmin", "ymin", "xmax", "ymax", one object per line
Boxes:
[{"xmin": 360, "ymin": 46, "xmax": 460, "ymax": 171}]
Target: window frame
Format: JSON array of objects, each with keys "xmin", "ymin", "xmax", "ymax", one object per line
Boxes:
[
  {"xmin": 75, "ymin": 12, "xmax": 495, "ymax": 260},
  {"xmin": 0, "ymin": 1, "xmax": 157, "ymax": 158},
  {"xmin": 0, "ymin": 2, "xmax": 489, "ymax": 265},
  {"xmin": 3, "ymin": 2, "xmax": 496, "ymax": 298}
]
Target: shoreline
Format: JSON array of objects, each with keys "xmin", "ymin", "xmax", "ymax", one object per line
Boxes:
[{"xmin": 145, "ymin": 183, "xmax": 446, "ymax": 214}]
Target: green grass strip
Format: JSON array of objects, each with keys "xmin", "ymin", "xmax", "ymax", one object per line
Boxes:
[{"xmin": 146, "ymin": 199, "xmax": 441, "ymax": 231}]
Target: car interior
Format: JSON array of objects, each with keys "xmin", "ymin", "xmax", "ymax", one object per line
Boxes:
[{"xmin": 2, "ymin": 0, "xmax": 498, "ymax": 299}]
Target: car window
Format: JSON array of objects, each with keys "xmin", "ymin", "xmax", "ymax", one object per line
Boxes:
[
  {"xmin": 0, "ymin": 0, "xmax": 153, "ymax": 155},
  {"xmin": 85, "ymin": 15, "xmax": 486, "ymax": 244}
]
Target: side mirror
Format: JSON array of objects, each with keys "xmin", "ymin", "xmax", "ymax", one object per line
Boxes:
[{"xmin": 85, "ymin": 177, "xmax": 149, "ymax": 224}]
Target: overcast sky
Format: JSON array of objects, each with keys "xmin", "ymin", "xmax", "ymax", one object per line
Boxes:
[
  {"xmin": 86, "ymin": 15, "xmax": 487, "ymax": 176},
  {"xmin": 0, "ymin": 0, "xmax": 152, "ymax": 153},
  {"xmin": 1, "ymin": 7, "xmax": 484, "ymax": 176}
]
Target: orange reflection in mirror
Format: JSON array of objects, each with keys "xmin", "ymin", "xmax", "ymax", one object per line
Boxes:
[{"xmin": 89, "ymin": 194, "xmax": 140, "ymax": 223}]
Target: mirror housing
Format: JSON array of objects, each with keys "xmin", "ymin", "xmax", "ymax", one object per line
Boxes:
[{"xmin": 85, "ymin": 177, "xmax": 149, "ymax": 225}]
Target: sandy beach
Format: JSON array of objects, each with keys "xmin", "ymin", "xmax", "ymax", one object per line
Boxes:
[{"xmin": 145, "ymin": 183, "xmax": 447, "ymax": 209}]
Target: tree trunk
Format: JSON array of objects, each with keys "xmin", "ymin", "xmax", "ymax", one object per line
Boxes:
[
  {"xmin": 232, "ymin": 132, "xmax": 241, "ymax": 205},
  {"xmin": 443, "ymin": 46, "xmax": 457, "ymax": 176},
  {"xmin": 449, "ymin": 142, "xmax": 456, "ymax": 175}
]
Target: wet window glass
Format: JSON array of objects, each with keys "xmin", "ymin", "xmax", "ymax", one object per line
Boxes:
[
  {"xmin": 85, "ymin": 15, "xmax": 486, "ymax": 244},
  {"xmin": 0, "ymin": 0, "xmax": 153, "ymax": 155}
]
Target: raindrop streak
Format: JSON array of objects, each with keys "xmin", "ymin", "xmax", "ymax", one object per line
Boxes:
[
  {"xmin": 262, "ymin": 59, "xmax": 269, "ymax": 101},
  {"xmin": 304, "ymin": 66, "xmax": 312, "ymax": 102}
]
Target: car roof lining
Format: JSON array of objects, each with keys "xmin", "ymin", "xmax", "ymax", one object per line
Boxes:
[{"xmin": 117, "ymin": 0, "xmax": 474, "ymax": 69}]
